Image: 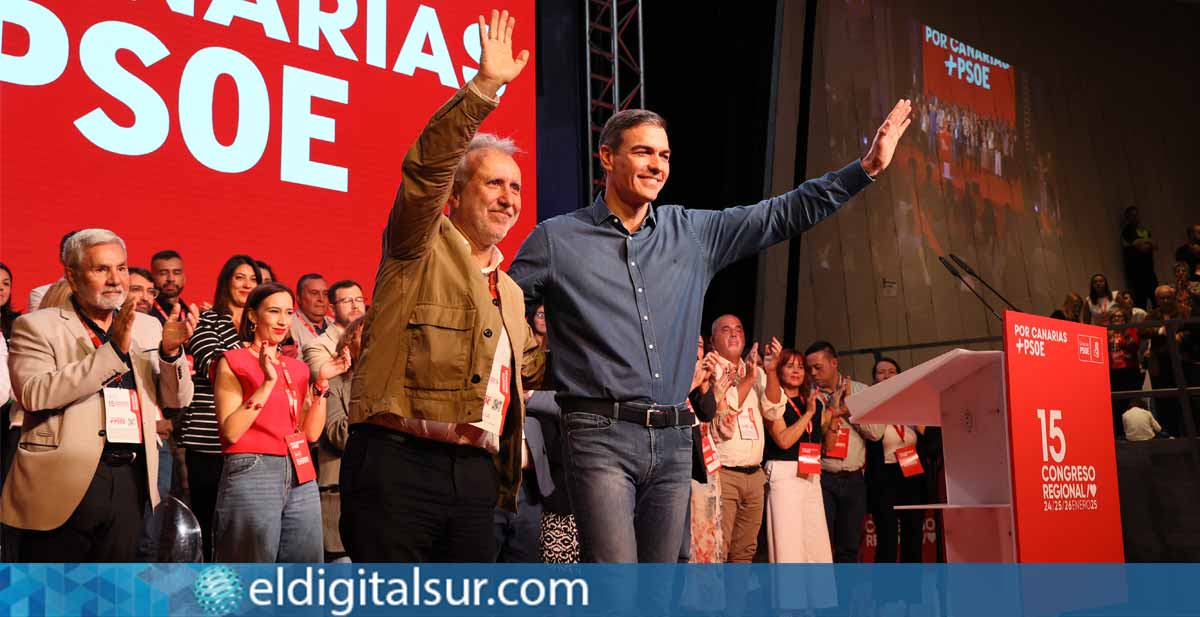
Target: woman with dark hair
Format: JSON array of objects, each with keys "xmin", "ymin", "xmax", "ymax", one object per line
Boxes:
[
  {"xmin": 256, "ymin": 261, "xmax": 277, "ymax": 286},
  {"xmin": 1081, "ymin": 274, "xmax": 1119, "ymax": 325},
  {"xmin": 0, "ymin": 263, "xmax": 19, "ymax": 342},
  {"xmin": 869, "ymin": 357, "xmax": 929, "ymax": 563},
  {"xmin": 764, "ymin": 349, "xmax": 832, "ymax": 565},
  {"xmin": 181, "ymin": 255, "xmax": 260, "ymax": 560},
  {"xmin": 211, "ymin": 282, "xmax": 349, "ymax": 562}
]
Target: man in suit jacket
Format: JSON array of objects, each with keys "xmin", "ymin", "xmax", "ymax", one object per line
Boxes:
[
  {"xmin": 302, "ymin": 280, "xmax": 365, "ymax": 380},
  {"xmin": 0, "ymin": 229, "xmax": 196, "ymax": 562}
]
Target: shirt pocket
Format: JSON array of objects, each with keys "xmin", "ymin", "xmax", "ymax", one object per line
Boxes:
[{"xmin": 405, "ymin": 304, "xmax": 475, "ymax": 390}]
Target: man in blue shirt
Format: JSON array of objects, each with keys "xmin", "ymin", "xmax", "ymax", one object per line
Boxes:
[{"xmin": 509, "ymin": 100, "xmax": 912, "ymax": 562}]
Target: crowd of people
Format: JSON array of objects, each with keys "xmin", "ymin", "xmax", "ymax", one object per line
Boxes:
[
  {"xmin": 913, "ymin": 93, "xmax": 1016, "ymax": 179},
  {"xmin": 1047, "ymin": 207, "xmax": 1200, "ymax": 441},
  {"xmin": 0, "ymin": 9, "xmax": 927, "ymax": 565}
]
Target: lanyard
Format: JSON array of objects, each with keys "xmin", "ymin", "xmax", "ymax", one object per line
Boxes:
[
  {"xmin": 277, "ymin": 358, "xmax": 301, "ymax": 431},
  {"xmin": 299, "ymin": 317, "xmax": 319, "ymax": 337},
  {"xmin": 786, "ymin": 397, "xmax": 812, "ymax": 435},
  {"xmin": 894, "ymin": 424, "xmax": 906, "ymax": 441},
  {"xmin": 79, "ymin": 314, "xmax": 105, "ymax": 350}
]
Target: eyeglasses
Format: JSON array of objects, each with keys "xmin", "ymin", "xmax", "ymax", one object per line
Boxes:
[
  {"xmin": 131, "ymin": 286, "xmax": 159, "ymax": 298},
  {"xmin": 334, "ymin": 297, "xmax": 366, "ymax": 306},
  {"xmin": 534, "ymin": 311, "xmax": 545, "ymax": 318}
]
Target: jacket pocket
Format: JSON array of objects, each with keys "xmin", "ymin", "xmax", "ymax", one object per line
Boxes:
[
  {"xmin": 405, "ymin": 304, "xmax": 475, "ymax": 390},
  {"xmin": 20, "ymin": 408, "xmax": 63, "ymax": 450}
]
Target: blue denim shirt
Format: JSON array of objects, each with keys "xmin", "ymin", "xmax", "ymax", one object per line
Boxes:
[{"xmin": 508, "ymin": 160, "xmax": 873, "ymax": 407}]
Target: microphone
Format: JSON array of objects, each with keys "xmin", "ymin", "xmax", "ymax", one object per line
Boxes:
[
  {"xmin": 949, "ymin": 254, "xmax": 1020, "ymax": 311},
  {"xmin": 940, "ymin": 256, "xmax": 1002, "ymax": 322}
]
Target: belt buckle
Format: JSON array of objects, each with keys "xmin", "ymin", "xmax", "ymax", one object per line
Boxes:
[{"xmin": 644, "ymin": 406, "xmax": 657, "ymax": 427}]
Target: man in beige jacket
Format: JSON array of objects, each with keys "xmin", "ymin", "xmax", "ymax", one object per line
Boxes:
[
  {"xmin": 341, "ymin": 9, "xmax": 543, "ymax": 562},
  {"xmin": 2, "ymin": 229, "xmax": 196, "ymax": 562}
]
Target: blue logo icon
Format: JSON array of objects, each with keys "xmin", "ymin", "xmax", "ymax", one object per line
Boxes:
[{"xmin": 193, "ymin": 565, "xmax": 243, "ymax": 617}]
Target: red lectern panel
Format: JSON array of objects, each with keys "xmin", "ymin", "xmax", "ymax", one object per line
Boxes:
[{"xmin": 1003, "ymin": 311, "xmax": 1124, "ymax": 562}]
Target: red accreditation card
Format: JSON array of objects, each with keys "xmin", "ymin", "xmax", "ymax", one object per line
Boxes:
[
  {"xmin": 896, "ymin": 445, "xmax": 924, "ymax": 477},
  {"xmin": 826, "ymin": 427, "xmax": 850, "ymax": 459},
  {"xmin": 797, "ymin": 443, "xmax": 822, "ymax": 476},
  {"xmin": 285, "ymin": 431, "xmax": 317, "ymax": 485}
]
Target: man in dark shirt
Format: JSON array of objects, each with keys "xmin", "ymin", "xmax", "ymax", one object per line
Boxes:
[
  {"xmin": 509, "ymin": 100, "xmax": 911, "ymax": 562},
  {"xmin": 1121, "ymin": 207, "xmax": 1158, "ymax": 309},
  {"xmin": 149, "ymin": 250, "xmax": 188, "ymax": 325},
  {"xmin": 1174, "ymin": 224, "xmax": 1200, "ymax": 274}
]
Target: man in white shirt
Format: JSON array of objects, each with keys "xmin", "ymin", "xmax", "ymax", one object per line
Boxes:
[
  {"xmin": 1122, "ymin": 405, "xmax": 1161, "ymax": 441},
  {"xmin": 709, "ymin": 314, "xmax": 785, "ymax": 562}
]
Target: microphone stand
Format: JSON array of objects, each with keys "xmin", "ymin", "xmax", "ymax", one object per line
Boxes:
[
  {"xmin": 949, "ymin": 254, "xmax": 1021, "ymax": 312},
  {"xmin": 939, "ymin": 256, "xmax": 1002, "ymax": 322}
]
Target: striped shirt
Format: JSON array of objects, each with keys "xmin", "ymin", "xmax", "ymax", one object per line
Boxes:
[{"xmin": 181, "ymin": 310, "xmax": 241, "ymax": 454}]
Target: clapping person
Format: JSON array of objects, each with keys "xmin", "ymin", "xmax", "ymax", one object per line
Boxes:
[
  {"xmin": 765, "ymin": 349, "xmax": 832, "ymax": 563},
  {"xmin": 870, "ymin": 359, "xmax": 926, "ymax": 564},
  {"xmin": 0, "ymin": 229, "xmax": 195, "ymax": 561},
  {"xmin": 211, "ymin": 282, "xmax": 350, "ymax": 562},
  {"xmin": 181, "ymin": 254, "xmax": 261, "ymax": 560},
  {"xmin": 684, "ymin": 340, "xmax": 735, "ymax": 563}
]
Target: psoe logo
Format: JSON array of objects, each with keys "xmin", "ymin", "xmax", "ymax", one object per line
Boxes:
[
  {"xmin": 194, "ymin": 565, "xmax": 244, "ymax": 617},
  {"xmin": 1076, "ymin": 334, "xmax": 1103, "ymax": 364}
]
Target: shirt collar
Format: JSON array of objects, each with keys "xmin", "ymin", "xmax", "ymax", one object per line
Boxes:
[
  {"xmin": 589, "ymin": 192, "xmax": 657, "ymax": 232},
  {"xmin": 446, "ymin": 219, "xmax": 505, "ymax": 273},
  {"xmin": 71, "ymin": 295, "xmax": 111, "ymax": 342}
]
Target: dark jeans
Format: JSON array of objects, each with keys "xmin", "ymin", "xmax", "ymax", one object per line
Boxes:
[
  {"xmin": 184, "ymin": 450, "xmax": 224, "ymax": 562},
  {"xmin": 821, "ymin": 470, "xmax": 867, "ymax": 563},
  {"xmin": 340, "ymin": 426, "xmax": 499, "ymax": 562},
  {"xmin": 561, "ymin": 412, "xmax": 693, "ymax": 563},
  {"xmin": 874, "ymin": 464, "xmax": 925, "ymax": 563},
  {"xmin": 494, "ymin": 475, "xmax": 543, "ymax": 562},
  {"xmin": 19, "ymin": 457, "xmax": 147, "ymax": 562}
]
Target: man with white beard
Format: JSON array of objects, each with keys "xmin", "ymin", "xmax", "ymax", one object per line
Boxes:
[{"xmin": 0, "ymin": 229, "xmax": 197, "ymax": 561}]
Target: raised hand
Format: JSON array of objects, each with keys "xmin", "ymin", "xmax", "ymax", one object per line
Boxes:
[
  {"xmin": 762, "ymin": 337, "xmax": 783, "ymax": 372},
  {"xmin": 472, "ymin": 9, "xmax": 530, "ymax": 98},
  {"xmin": 110, "ymin": 295, "xmax": 137, "ymax": 354},
  {"xmin": 162, "ymin": 302, "xmax": 201, "ymax": 357},
  {"xmin": 319, "ymin": 347, "xmax": 353, "ymax": 381},
  {"xmin": 745, "ymin": 342, "xmax": 761, "ymax": 372},
  {"xmin": 861, "ymin": 98, "xmax": 913, "ymax": 177},
  {"xmin": 690, "ymin": 353, "xmax": 711, "ymax": 392},
  {"xmin": 256, "ymin": 339, "xmax": 278, "ymax": 383},
  {"xmin": 805, "ymin": 386, "xmax": 820, "ymax": 414},
  {"xmin": 712, "ymin": 369, "xmax": 735, "ymax": 403}
]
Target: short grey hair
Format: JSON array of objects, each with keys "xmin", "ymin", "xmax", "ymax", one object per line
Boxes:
[
  {"xmin": 451, "ymin": 133, "xmax": 521, "ymax": 197},
  {"xmin": 62, "ymin": 228, "xmax": 126, "ymax": 273}
]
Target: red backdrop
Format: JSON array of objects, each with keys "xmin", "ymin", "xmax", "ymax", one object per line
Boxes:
[
  {"xmin": 921, "ymin": 25, "xmax": 1014, "ymax": 126},
  {"xmin": 0, "ymin": 0, "xmax": 537, "ymax": 309}
]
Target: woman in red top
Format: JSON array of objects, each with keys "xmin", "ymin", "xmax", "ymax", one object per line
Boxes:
[{"xmin": 211, "ymin": 282, "xmax": 350, "ymax": 562}]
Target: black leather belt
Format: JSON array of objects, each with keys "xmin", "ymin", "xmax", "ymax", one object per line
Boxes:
[
  {"xmin": 562, "ymin": 399, "xmax": 695, "ymax": 428},
  {"xmin": 351, "ymin": 423, "xmax": 489, "ymax": 457},
  {"xmin": 723, "ymin": 465, "xmax": 762, "ymax": 474}
]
